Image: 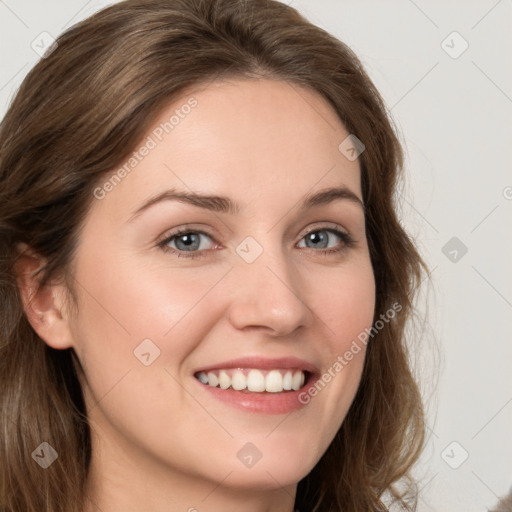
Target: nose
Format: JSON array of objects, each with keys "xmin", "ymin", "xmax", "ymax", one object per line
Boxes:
[{"xmin": 226, "ymin": 247, "xmax": 314, "ymax": 337}]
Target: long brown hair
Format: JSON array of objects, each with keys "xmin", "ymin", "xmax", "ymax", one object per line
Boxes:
[{"xmin": 0, "ymin": 0, "xmax": 427, "ymax": 510}]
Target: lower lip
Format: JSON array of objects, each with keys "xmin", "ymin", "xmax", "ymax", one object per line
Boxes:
[{"xmin": 194, "ymin": 376, "xmax": 316, "ymax": 414}]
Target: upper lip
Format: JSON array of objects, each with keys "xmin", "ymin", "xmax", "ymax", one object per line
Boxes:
[{"xmin": 193, "ymin": 356, "xmax": 319, "ymax": 375}]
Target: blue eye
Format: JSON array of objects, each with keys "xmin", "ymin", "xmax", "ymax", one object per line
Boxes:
[
  {"xmin": 158, "ymin": 226, "xmax": 354, "ymax": 259},
  {"xmin": 158, "ymin": 230, "xmax": 216, "ymax": 257},
  {"xmin": 297, "ymin": 229, "xmax": 354, "ymax": 251}
]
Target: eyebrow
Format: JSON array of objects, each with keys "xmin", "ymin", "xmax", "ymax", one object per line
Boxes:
[{"xmin": 127, "ymin": 185, "xmax": 364, "ymax": 223}]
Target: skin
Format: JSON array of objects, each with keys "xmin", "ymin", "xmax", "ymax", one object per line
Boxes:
[{"xmin": 17, "ymin": 78, "xmax": 375, "ymax": 512}]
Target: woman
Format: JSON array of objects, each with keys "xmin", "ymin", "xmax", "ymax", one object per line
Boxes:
[{"xmin": 0, "ymin": 0, "xmax": 427, "ymax": 511}]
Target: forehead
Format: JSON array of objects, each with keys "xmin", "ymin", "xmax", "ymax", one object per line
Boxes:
[{"xmin": 93, "ymin": 78, "xmax": 362, "ymax": 218}]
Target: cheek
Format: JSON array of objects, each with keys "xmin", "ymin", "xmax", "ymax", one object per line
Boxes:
[
  {"xmin": 69, "ymin": 252, "xmax": 232, "ymax": 393},
  {"xmin": 307, "ymin": 258, "xmax": 376, "ymax": 350},
  {"xmin": 68, "ymin": 256, "xmax": 235, "ymax": 462},
  {"xmin": 298, "ymin": 259, "xmax": 375, "ymax": 429}
]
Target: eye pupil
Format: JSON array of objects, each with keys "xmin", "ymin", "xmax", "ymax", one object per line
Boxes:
[
  {"xmin": 306, "ymin": 231, "xmax": 328, "ymax": 248},
  {"xmin": 164, "ymin": 228, "xmax": 346, "ymax": 256},
  {"xmin": 176, "ymin": 233, "xmax": 200, "ymax": 250}
]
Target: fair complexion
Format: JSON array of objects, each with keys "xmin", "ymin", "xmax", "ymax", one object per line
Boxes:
[{"xmin": 17, "ymin": 78, "xmax": 375, "ymax": 512}]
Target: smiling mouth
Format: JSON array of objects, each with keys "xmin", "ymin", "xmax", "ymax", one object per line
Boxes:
[{"xmin": 194, "ymin": 368, "xmax": 310, "ymax": 393}]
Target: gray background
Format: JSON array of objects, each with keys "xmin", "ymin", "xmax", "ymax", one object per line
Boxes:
[{"xmin": 1, "ymin": 1, "xmax": 511, "ymax": 510}]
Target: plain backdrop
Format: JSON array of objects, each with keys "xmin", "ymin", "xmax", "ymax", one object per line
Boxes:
[{"xmin": 1, "ymin": 1, "xmax": 511, "ymax": 511}]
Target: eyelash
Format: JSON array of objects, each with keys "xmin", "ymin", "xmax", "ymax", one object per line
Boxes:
[{"xmin": 157, "ymin": 226, "xmax": 356, "ymax": 260}]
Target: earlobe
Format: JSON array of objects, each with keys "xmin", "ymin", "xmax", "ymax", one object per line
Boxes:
[{"xmin": 14, "ymin": 243, "xmax": 74, "ymax": 350}]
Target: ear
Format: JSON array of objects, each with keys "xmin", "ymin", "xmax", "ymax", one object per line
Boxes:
[{"xmin": 14, "ymin": 243, "xmax": 74, "ymax": 350}]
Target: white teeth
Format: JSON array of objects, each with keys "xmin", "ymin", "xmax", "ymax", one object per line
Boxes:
[
  {"xmin": 231, "ymin": 370, "xmax": 246, "ymax": 391},
  {"xmin": 196, "ymin": 368, "xmax": 306, "ymax": 393},
  {"xmin": 283, "ymin": 371, "xmax": 292, "ymax": 391},
  {"xmin": 207, "ymin": 371, "xmax": 219, "ymax": 387},
  {"xmin": 265, "ymin": 370, "xmax": 283, "ymax": 392},
  {"xmin": 247, "ymin": 369, "xmax": 265, "ymax": 392},
  {"xmin": 218, "ymin": 370, "xmax": 231, "ymax": 390},
  {"xmin": 291, "ymin": 371, "xmax": 302, "ymax": 391}
]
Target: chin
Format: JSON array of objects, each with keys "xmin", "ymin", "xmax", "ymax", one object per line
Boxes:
[
  {"xmin": 205, "ymin": 440, "xmax": 320, "ymax": 490},
  {"xmin": 213, "ymin": 461, "xmax": 311, "ymax": 491}
]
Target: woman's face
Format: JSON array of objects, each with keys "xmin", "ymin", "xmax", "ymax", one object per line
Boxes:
[{"xmin": 64, "ymin": 78, "xmax": 375, "ymax": 505}]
